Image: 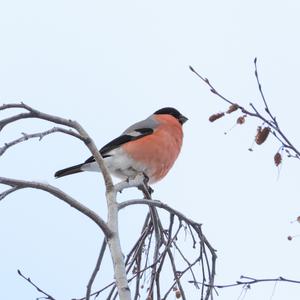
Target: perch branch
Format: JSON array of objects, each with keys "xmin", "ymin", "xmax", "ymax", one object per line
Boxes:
[
  {"xmin": 106, "ymin": 187, "xmax": 132, "ymax": 300},
  {"xmin": 0, "ymin": 103, "xmax": 134, "ymax": 299},
  {"xmin": 1, "ymin": 102, "xmax": 217, "ymax": 300},
  {"xmin": 119, "ymin": 199, "xmax": 203, "ymax": 228}
]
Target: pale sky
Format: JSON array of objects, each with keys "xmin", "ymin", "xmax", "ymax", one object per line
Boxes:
[{"xmin": 1, "ymin": 1, "xmax": 300, "ymax": 299}]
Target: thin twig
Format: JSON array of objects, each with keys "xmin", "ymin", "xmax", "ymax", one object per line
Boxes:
[
  {"xmin": 165, "ymin": 249, "xmax": 186, "ymax": 300},
  {"xmin": 0, "ymin": 102, "xmax": 114, "ymax": 189},
  {"xmin": 173, "ymin": 241, "xmax": 199, "ymax": 289},
  {"xmin": 0, "ymin": 186, "xmax": 20, "ymax": 200},
  {"xmin": 17, "ymin": 269, "xmax": 56, "ymax": 300},
  {"xmin": 190, "ymin": 62, "xmax": 300, "ymax": 160},
  {"xmin": 85, "ymin": 210, "xmax": 214, "ymax": 300},
  {"xmin": 189, "ymin": 275, "xmax": 300, "ymax": 289},
  {"xmin": 0, "ymin": 127, "xmax": 85, "ymax": 156},
  {"xmin": 189, "ymin": 66, "xmax": 235, "ymax": 106},
  {"xmin": 86, "ymin": 239, "xmax": 107, "ymax": 300},
  {"xmin": 253, "ymin": 57, "xmax": 277, "ymax": 125}
]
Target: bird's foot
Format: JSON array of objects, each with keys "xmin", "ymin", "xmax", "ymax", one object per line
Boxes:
[
  {"xmin": 122, "ymin": 173, "xmax": 154, "ymax": 198},
  {"xmin": 142, "ymin": 172, "xmax": 150, "ymax": 185},
  {"xmin": 139, "ymin": 172, "xmax": 153, "ymax": 198},
  {"xmin": 147, "ymin": 185, "xmax": 154, "ymax": 195}
]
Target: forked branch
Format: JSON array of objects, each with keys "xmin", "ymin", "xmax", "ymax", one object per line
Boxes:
[{"xmin": 190, "ymin": 59, "xmax": 300, "ymax": 161}]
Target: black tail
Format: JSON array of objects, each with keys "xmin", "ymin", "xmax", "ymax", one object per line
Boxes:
[{"xmin": 55, "ymin": 163, "xmax": 84, "ymax": 178}]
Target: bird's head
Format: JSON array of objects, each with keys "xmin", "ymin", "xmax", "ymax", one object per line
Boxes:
[{"xmin": 154, "ymin": 107, "xmax": 188, "ymax": 125}]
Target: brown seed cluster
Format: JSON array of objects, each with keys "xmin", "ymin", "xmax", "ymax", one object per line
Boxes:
[
  {"xmin": 209, "ymin": 113, "xmax": 225, "ymax": 122},
  {"xmin": 274, "ymin": 152, "xmax": 282, "ymax": 166},
  {"xmin": 226, "ymin": 104, "xmax": 239, "ymax": 114},
  {"xmin": 255, "ymin": 126, "xmax": 270, "ymax": 145},
  {"xmin": 236, "ymin": 116, "xmax": 246, "ymax": 124},
  {"xmin": 209, "ymin": 104, "xmax": 240, "ymax": 123},
  {"xmin": 175, "ymin": 289, "xmax": 181, "ymax": 299}
]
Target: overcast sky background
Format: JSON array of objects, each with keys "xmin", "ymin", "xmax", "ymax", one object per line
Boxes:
[{"xmin": 1, "ymin": 1, "xmax": 300, "ymax": 299}]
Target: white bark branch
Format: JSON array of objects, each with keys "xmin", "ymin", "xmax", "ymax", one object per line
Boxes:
[
  {"xmin": 0, "ymin": 102, "xmax": 131, "ymax": 299},
  {"xmin": 0, "ymin": 102, "xmax": 114, "ymax": 190},
  {"xmin": 114, "ymin": 173, "xmax": 145, "ymax": 193},
  {"xmin": 0, "ymin": 176, "xmax": 112, "ymax": 238},
  {"xmin": 0, "ymin": 127, "xmax": 84, "ymax": 156},
  {"xmin": 0, "ymin": 186, "xmax": 21, "ymax": 200},
  {"xmin": 106, "ymin": 189, "xmax": 132, "ymax": 300},
  {"xmin": 119, "ymin": 199, "xmax": 202, "ymax": 227},
  {"xmin": 1, "ymin": 103, "xmax": 216, "ymax": 300}
]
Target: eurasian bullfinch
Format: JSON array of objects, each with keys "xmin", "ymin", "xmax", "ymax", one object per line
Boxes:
[{"xmin": 54, "ymin": 107, "xmax": 188, "ymax": 184}]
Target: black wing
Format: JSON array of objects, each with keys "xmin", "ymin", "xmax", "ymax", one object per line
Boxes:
[{"xmin": 84, "ymin": 128, "xmax": 153, "ymax": 164}]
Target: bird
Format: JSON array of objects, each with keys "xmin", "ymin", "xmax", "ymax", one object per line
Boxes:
[{"xmin": 54, "ymin": 107, "xmax": 188, "ymax": 184}]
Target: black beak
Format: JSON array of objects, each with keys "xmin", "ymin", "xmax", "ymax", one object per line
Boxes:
[{"xmin": 179, "ymin": 115, "xmax": 188, "ymax": 124}]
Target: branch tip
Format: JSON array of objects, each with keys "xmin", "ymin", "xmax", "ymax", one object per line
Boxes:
[{"xmin": 189, "ymin": 65, "xmax": 195, "ymax": 72}]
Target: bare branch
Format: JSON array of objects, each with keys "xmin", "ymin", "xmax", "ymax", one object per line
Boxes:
[
  {"xmin": 0, "ymin": 103, "xmax": 133, "ymax": 299},
  {"xmin": 189, "ymin": 66, "xmax": 236, "ymax": 106},
  {"xmin": 115, "ymin": 175, "xmax": 164, "ymax": 298},
  {"xmin": 173, "ymin": 241, "xmax": 199, "ymax": 289},
  {"xmin": 119, "ymin": 199, "xmax": 216, "ymax": 300},
  {"xmin": 167, "ymin": 249, "xmax": 186, "ymax": 300},
  {"xmin": 86, "ymin": 239, "xmax": 107, "ymax": 300},
  {"xmin": 119, "ymin": 199, "xmax": 203, "ymax": 227},
  {"xmin": 189, "ymin": 275, "xmax": 300, "ymax": 289},
  {"xmin": 17, "ymin": 269, "xmax": 56, "ymax": 300},
  {"xmin": 82, "ymin": 199, "xmax": 216, "ymax": 300},
  {"xmin": 0, "ymin": 127, "xmax": 84, "ymax": 156},
  {"xmin": 0, "ymin": 186, "xmax": 20, "ymax": 200},
  {"xmin": 0, "ymin": 103, "xmax": 27, "ymax": 110},
  {"xmin": 106, "ymin": 187, "xmax": 131, "ymax": 300},
  {"xmin": 0, "ymin": 102, "xmax": 114, "ymax": 190},
  {"xmin": 0, "ymin": 176, "xmax": 112, "ymax": 237},
  {"xmin": 190, "ymin": 63, "xmax": 300, "ymax": 160},
  {"xmin": 0, "ymin": 103, "xmax": 75, "ymax": 131},
  {"xmin": 114, "ymin": 174, "xmax": 146, "ymax": 193},
  {"xmin": 253, "ymin": 57, "xmax": 277, "ymax": 125},
  {"xmin": 1, "ymin": 102, "xmax": 217, "ymax": 300},
  {"xmin": 162, "ymin": 251, "xmax": 202, "ymax": 300}
]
